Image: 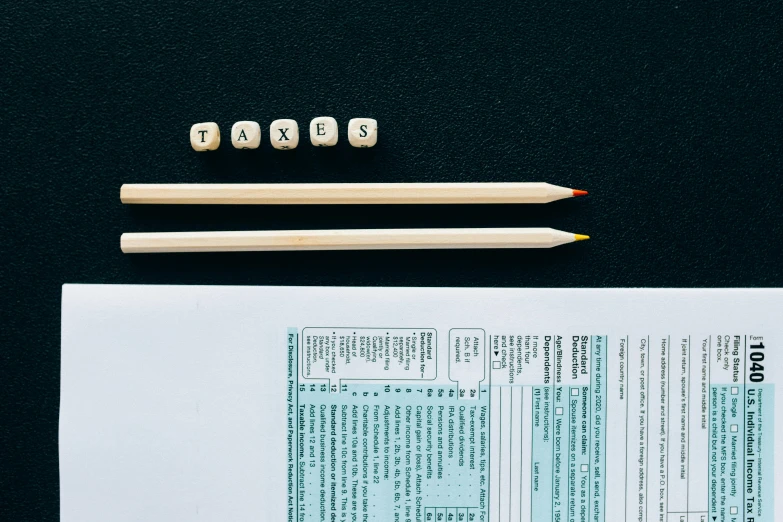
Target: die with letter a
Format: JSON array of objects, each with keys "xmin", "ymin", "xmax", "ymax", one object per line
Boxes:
[
  {"xmin": 347, "ymin": 118, "xmax": 377, "ymax": 148},
  {"xmin": 231, "ymin": 121, "xmax": 261, "ymax": 149},
  {"xmin": 310, "ymin": 117, "xmax": 338, "ymax": 147},
  {"xmin": 190, "ymin": 122, "xmax": 220, "ymax": 151},
  {"xmin": 270, "ymin": 119, "xmax": 299, "ymax": 150}
]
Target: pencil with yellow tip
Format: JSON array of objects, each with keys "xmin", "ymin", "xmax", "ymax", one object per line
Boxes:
[
  {"xmin": 120, "ymin": 228, "xmax": 590, "ymax": 254},
  {"xmin": 120, "ymin": 182, "xmax": 588, "ymax": 205}
]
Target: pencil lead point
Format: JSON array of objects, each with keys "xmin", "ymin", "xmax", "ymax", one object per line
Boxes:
[
  {"xmin": 574, "ymin": 234, "xmax": 590, "ymax": 242},
  {"xmin": 572, "ymin": 189, "xmax": 589, "ymax": 197}
]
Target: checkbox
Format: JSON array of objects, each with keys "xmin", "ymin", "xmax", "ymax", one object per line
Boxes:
[
  {"xmin": 580, "ymin": 464, "xmax": 589, "ymax": 472},
  {"xmin": 555, "ymin": 407, "xmax": 564, "ymax": 415},
  {"xmin": 731, "ymin": 387, "xmax": 739, "ymax": 395},
  {"xmin": 492, "ymin": 361, "xmax": 501, "ymax": 369},
  {"xmin": 571, "ymin": 388, "xmax": 579, "ymax": 396},
  {"xmin": 731, "ymin": 424, "xmax": 738, "ymax": 433},
  {"xmin": 730, "ymin": 506, "xmax": 738, "ymax": 515}
]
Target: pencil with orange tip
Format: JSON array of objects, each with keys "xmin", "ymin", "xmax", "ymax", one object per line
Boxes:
[
  {"xmin": 121, "ymin": 228, "xmax": 590, "ymax": 254},
  {"xmin": 120, "ymin": 182, "xmax": 588, "ymax": 205}
]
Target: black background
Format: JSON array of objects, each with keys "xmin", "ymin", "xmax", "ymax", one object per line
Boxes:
[{"xmin": 1, "ymin": 1, "xmax": 782, "ymax": 519}]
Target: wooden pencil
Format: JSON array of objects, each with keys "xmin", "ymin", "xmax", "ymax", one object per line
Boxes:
[
  {"xmin": 120, "ymin": 183, "xmax": 588, "ymax": 205},
  {"xmin": 120, "ymin": 228, "xmax": 590, "ymax": 253}
]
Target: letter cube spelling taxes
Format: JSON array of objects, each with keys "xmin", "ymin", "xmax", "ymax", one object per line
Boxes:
[
  {"xmin": 270, "ymin": 119, "xmax": 299, "ymax": 150},
  {"xmin": 347, "ymin": 118, "xmax": 377, "ymax": 148},
  {"xmin": 190, "ymin": 122, "xmax": 220, "ymax": 151},
  {"xmin": 309, "ymin": 117, "xmax": 338, "ymax": 147},
  {"xmin": 231, "ymin": 121, "xmax": 261, "ymax": 149}
]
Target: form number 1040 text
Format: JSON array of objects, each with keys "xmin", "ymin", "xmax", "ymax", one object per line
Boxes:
[{"xmin": 749, "ymin": 342, "xmax": 766, "ymax": 382}]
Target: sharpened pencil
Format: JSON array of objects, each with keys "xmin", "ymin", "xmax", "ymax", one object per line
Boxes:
[
  {"xmin": 120, "ymin": 228, "xmax": 590, "ymax": 253},
  {"xmin": 120, "ymin": 183, "xmax": 588, "ymax": 205}
]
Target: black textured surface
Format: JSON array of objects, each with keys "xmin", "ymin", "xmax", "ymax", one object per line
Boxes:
[{"xmin": 1, "ymin": 1, "xmax": 782, "ymax": 519}]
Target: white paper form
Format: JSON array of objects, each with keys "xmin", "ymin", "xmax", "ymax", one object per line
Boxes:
[{"xmin": 60, "ymin": 286, "xmax": 782, "ymax": 522}]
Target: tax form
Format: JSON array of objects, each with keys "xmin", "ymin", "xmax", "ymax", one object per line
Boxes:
[{"xmin": 60, "ymin": 286, "xmax": 781, "ymax": 522}]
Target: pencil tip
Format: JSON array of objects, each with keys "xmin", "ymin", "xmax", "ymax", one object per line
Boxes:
[
  {"xmin": 574, "ymin": 234, "xmax": 590, "ymax": 242},
  {"xmin": 572, "ymin": 189, "xmax": 589, "ymax": 197}
]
